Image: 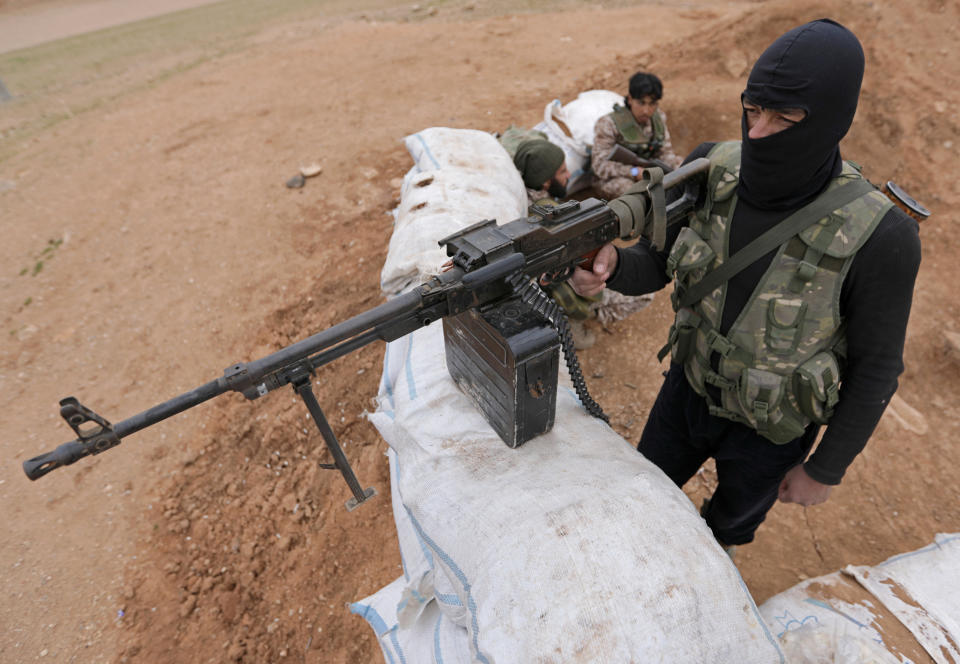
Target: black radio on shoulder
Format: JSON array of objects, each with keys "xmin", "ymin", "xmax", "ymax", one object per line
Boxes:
[{"xmin": 443, "ymin": 296, "xmax": 560, "ymax": 448}]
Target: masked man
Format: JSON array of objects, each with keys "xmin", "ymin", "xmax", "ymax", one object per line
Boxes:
[{"xmin": 571, "ymin": 20, "xmax": 921, "ymax": 553}]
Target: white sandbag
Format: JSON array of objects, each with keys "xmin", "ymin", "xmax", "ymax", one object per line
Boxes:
[
  {"xmin": 759, "ymin": 532, "xmax": 960, "ymax": 664},
  {"xmin": 847, "ymin": 533, "xmax": 960, "ymax": 662},
  {"xmin": 532, "ymin": 117, "xmax": 591, "ymax": 194},
  {"xmin": 405, "ymin": 127, "xmax": 521, "ymax": 188},
  {"xmin": 368, "ymin": 323, "xmax": 785, "ymax": 664},
  {"xmin": 386, "ymin": 446, "xmax": 433, "ymax": 592},
  {"xmin": 365, "ymin": 121, "xmax": 781, "ymax": 662},
  {"xmin": 380, "ymin": 128, "xmax": 527, "ymax": 296},
  {"xmin": 553, "ymin": 89, "xmax": 624, "ymax": 148},
  {"xmin": 759, "ymin": 572, "xmax": 911, "ymax": 663},
  {"xmin": 386, "ymin": 445, "xmax": 473, "ymax": 631},
  {"xmin": 351, "ymin": 576, "xmax": 473, "ymax": 664},
  {"xmin": 536, "ymin": 90, "xmax": 623, "ymax": 194}
]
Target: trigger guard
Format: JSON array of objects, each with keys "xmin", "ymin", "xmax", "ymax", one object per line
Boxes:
[{"xmin": 540, "ymin": 266, "xmax": 573, "ymax": 286}]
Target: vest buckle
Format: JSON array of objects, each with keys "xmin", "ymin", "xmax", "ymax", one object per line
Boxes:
[
  {"xmin": 796, "ymin": 259, "xmax": 818, "ymax": 282},
  {"xmin": 705, "ymin": 329, "xmax": 735, "ymax": 357},
  {"xmin": 703, "ymin": 370, "xmax": 735, "ymax": 391},
  {"xmin": 754, "ymin": 400, "xmax": 770, "ymax": 425}
]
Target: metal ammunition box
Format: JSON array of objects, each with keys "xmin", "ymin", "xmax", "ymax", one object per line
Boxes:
[{"xmin": 443, "ymin": 297, "xmax": 559, "ymax": 448}]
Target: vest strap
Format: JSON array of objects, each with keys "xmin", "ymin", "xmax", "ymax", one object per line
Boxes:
[
  {"xmin": 612, "ymin": 105, "xmax": 643, "ymax": 144},
  {"xmin": 678, "ymin": 178, "xmax": 876, "ymax": 309},
  {"xmin": 643, "ymin": 167, "xmax": 667, "ymax": 250},
  {"xmin": 789, "ymin": 213, "xmax": 847, "ymax": 292},
  {"xmin": 708, "ymin": 404, "xmax": 751, "ymax": 426},
  {"xmin": 612, "ymin": 105, "xmax": 665, "ymax": 157},
  {"xmin": 705, "ymin": 329, "xmax": 736, "ymax": 356},
  {"xmin": 656, "ymin": 338, "xmax": 671, "ymax": 362},
  {"xmin": 703, "ymin": 370, "xmax": 735, "ymax": 390}
]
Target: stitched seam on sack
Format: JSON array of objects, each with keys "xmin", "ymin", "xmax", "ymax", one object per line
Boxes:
[
  {"xmin": 877, "ymin": 533, "xmax": 960, "ymax": 566},
  {"xmin": 414, "ymin": 133, "xmax": 442, "ymax": 170},
  {"xmin": 732, "ymin": 573, "xmax": 786, "ymax": 662},
  {"xmin": 435, "ymin": 591, "xmax": 463, "ymax": 607},
  {"xmin": 401, "ymin": 502, "xmax": 435, "ymax": 569},
  {"xmin": 348, "ymin": 602, "xmax": 393, "ymax": 644},
  {"xmin": 406, "ymin": 511, "xmax": 491, "ymax": 664},
  {"xmin": 388, "ymin": 626, "xmax": 407, "ymax": 664},
  {"xmin": 433, "ymin": 614, "xmax": 446, "ymax": 664},
  {"xmin": 404, "ymin": 334, "xmax": 418, "ymax": 400}
]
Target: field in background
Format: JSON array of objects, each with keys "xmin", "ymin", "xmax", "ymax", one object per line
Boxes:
[{"xmin": 1, "ymin": 0, "xmax": 957, "ymax": 662}]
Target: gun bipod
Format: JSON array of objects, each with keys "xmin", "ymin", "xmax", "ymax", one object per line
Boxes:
[{"xmin": 290, "ymin": 376, "xmax": 376, "ymax": 511}]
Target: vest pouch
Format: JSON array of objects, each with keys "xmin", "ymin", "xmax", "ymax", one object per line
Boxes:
[
  {"xmin": 793, "ymin": 351, "xmax": 841, "ymax": 424},
  {"xmin": 737, "ymin": 368, "xmax": 807, "ymax": 444},
  {"xmin": 764, "ymin": 298, "xmax": 808, "ymax": 355},
  {"xmin": 666, "ymin": 227, "xmax": 716, "ymax": 284}
]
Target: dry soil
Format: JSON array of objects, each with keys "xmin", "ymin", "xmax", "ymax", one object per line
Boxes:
[{"xmin": 1, "ymin": 0, "xmax": 958, "ymax": 662}]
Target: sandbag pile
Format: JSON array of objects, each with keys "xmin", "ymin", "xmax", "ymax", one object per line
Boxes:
[
  {"xmin": 534, "ymin": 90, "xmax": 657, "ymax": 324},
  {"xmin": 534, "ymin": 89, "xmax": 623, "ymax": 194},
  {"xmin": 759, "ymin": 532, "xmax": 960, "ymax": 663},
  {"xmin": 379, "ymin": 127, "xmax": 527, "ymax": 297},
  {"xmin": 351, "ymin": 126, "xmax": 786, "ymax": 663}
]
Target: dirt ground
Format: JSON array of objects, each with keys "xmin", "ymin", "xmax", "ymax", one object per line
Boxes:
[{"xmin": 1, "ymin": 0, "xmax": 958, "ymax": 662}]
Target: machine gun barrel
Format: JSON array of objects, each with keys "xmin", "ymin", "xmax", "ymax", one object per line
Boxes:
[
  {"xmin": 20, "ymin": 275, "xmax": 454, "ymax": 493},
  {"xmin": 22, "ymin": 158, "xmax": 710, "ymax": 509}
]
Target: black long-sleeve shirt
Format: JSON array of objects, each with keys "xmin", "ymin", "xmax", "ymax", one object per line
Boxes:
[{"xmin": 607, "ymin": 143, "xmax": 921, "ymax": 484}]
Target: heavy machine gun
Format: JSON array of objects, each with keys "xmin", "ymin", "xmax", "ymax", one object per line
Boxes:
[{"xmin": 23, "ymin": 159, "xmax": 710, "ymax": 509}]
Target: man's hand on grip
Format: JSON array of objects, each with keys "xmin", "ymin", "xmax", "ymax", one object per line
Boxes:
[{"xmin": 570, "ymin": 243, "xmax": 617, "ymax": 297}]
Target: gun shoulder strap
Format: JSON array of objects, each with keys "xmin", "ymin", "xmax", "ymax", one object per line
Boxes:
[{"xmin": 677, "ymin": 178, "xmax": 875, "ymax": 309}]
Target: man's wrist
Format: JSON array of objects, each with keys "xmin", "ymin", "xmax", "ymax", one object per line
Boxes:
[
  {"xmin": 606, "ymin": 247, "xmax": 625, "ymax": 285},
  {"xmin": 802, "ymin": 460, "xmax": 842, "ymax": 486}
]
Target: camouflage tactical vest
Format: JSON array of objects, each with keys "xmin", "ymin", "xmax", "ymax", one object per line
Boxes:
[
  {"xmin": 611, "ymin": 104, "xmax": 665, "ymax": 158},
  {"xmin": 498, "ymin": 125, "xmax": 549, "ymax": 159},
  {"xmin": 662, "ymin": 141, "xmax": 893, "ymax": 443}
]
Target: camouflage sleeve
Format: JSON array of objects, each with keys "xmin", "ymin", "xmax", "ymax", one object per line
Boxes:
[{"xmin": 591, "ymin": 114, "xmax": 635, "ymax": 181}]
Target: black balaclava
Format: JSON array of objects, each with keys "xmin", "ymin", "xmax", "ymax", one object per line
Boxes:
[{"xmin": 738, "ymin": 19, "xmax": 865, "ymax": 210}]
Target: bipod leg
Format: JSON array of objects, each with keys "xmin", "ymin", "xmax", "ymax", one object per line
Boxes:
[{"xmin": 293, "ymin": 379, "xmax": 376, "ymax": 511}]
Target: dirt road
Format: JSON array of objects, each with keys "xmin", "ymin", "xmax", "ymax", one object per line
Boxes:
[
  {"xmin": 1, "ymin": 0, "xmax": 958, "ymax": 662},
  {"xmin": 0, "ymin": 0, "xmax": 224, "ymax": 53}
]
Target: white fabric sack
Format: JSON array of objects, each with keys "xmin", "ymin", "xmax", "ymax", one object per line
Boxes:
[
  {"xmin": 758, "ymin": 572, "xmax": 909, "ymax": 663},
  {"xmin": 532, "ymin": 118, "xmax": 591, "ymax": 194},
  {"xmin": 351, "ymin": 576, "xmax": 473, "ymax": 664},
  {"xmin": 380, "ymin": 128, "xmax": 527, "ymax": 296},
  {"xmin": 368, "ymin": 322, "xmax": 785, "ymax": 664},
  {"xmin": 535, "ymin": 89, "xmax": 623, "ymax": 194},
  {"xmin": 361, "ymin": 121, "xmax": 782, "ymax": 663},
  {"xmin": 759, "ymin": 532, "xmax": 960, "ymax": 664},
  {"xmin": 385, "ymin": 443, "xmax": 472, "ymax": 633},
  {"xmin": 847, "ymin": 533, "xmax": 960, "ymax": 662},
  {"xmin": 385, "ymin": 445, "xmax": 433, "ymax": 595}
]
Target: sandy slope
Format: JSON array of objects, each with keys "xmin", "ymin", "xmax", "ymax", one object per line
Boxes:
[{"xmin": 1, "ymin": 0, "xmax": 958, "ymax": 662}]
